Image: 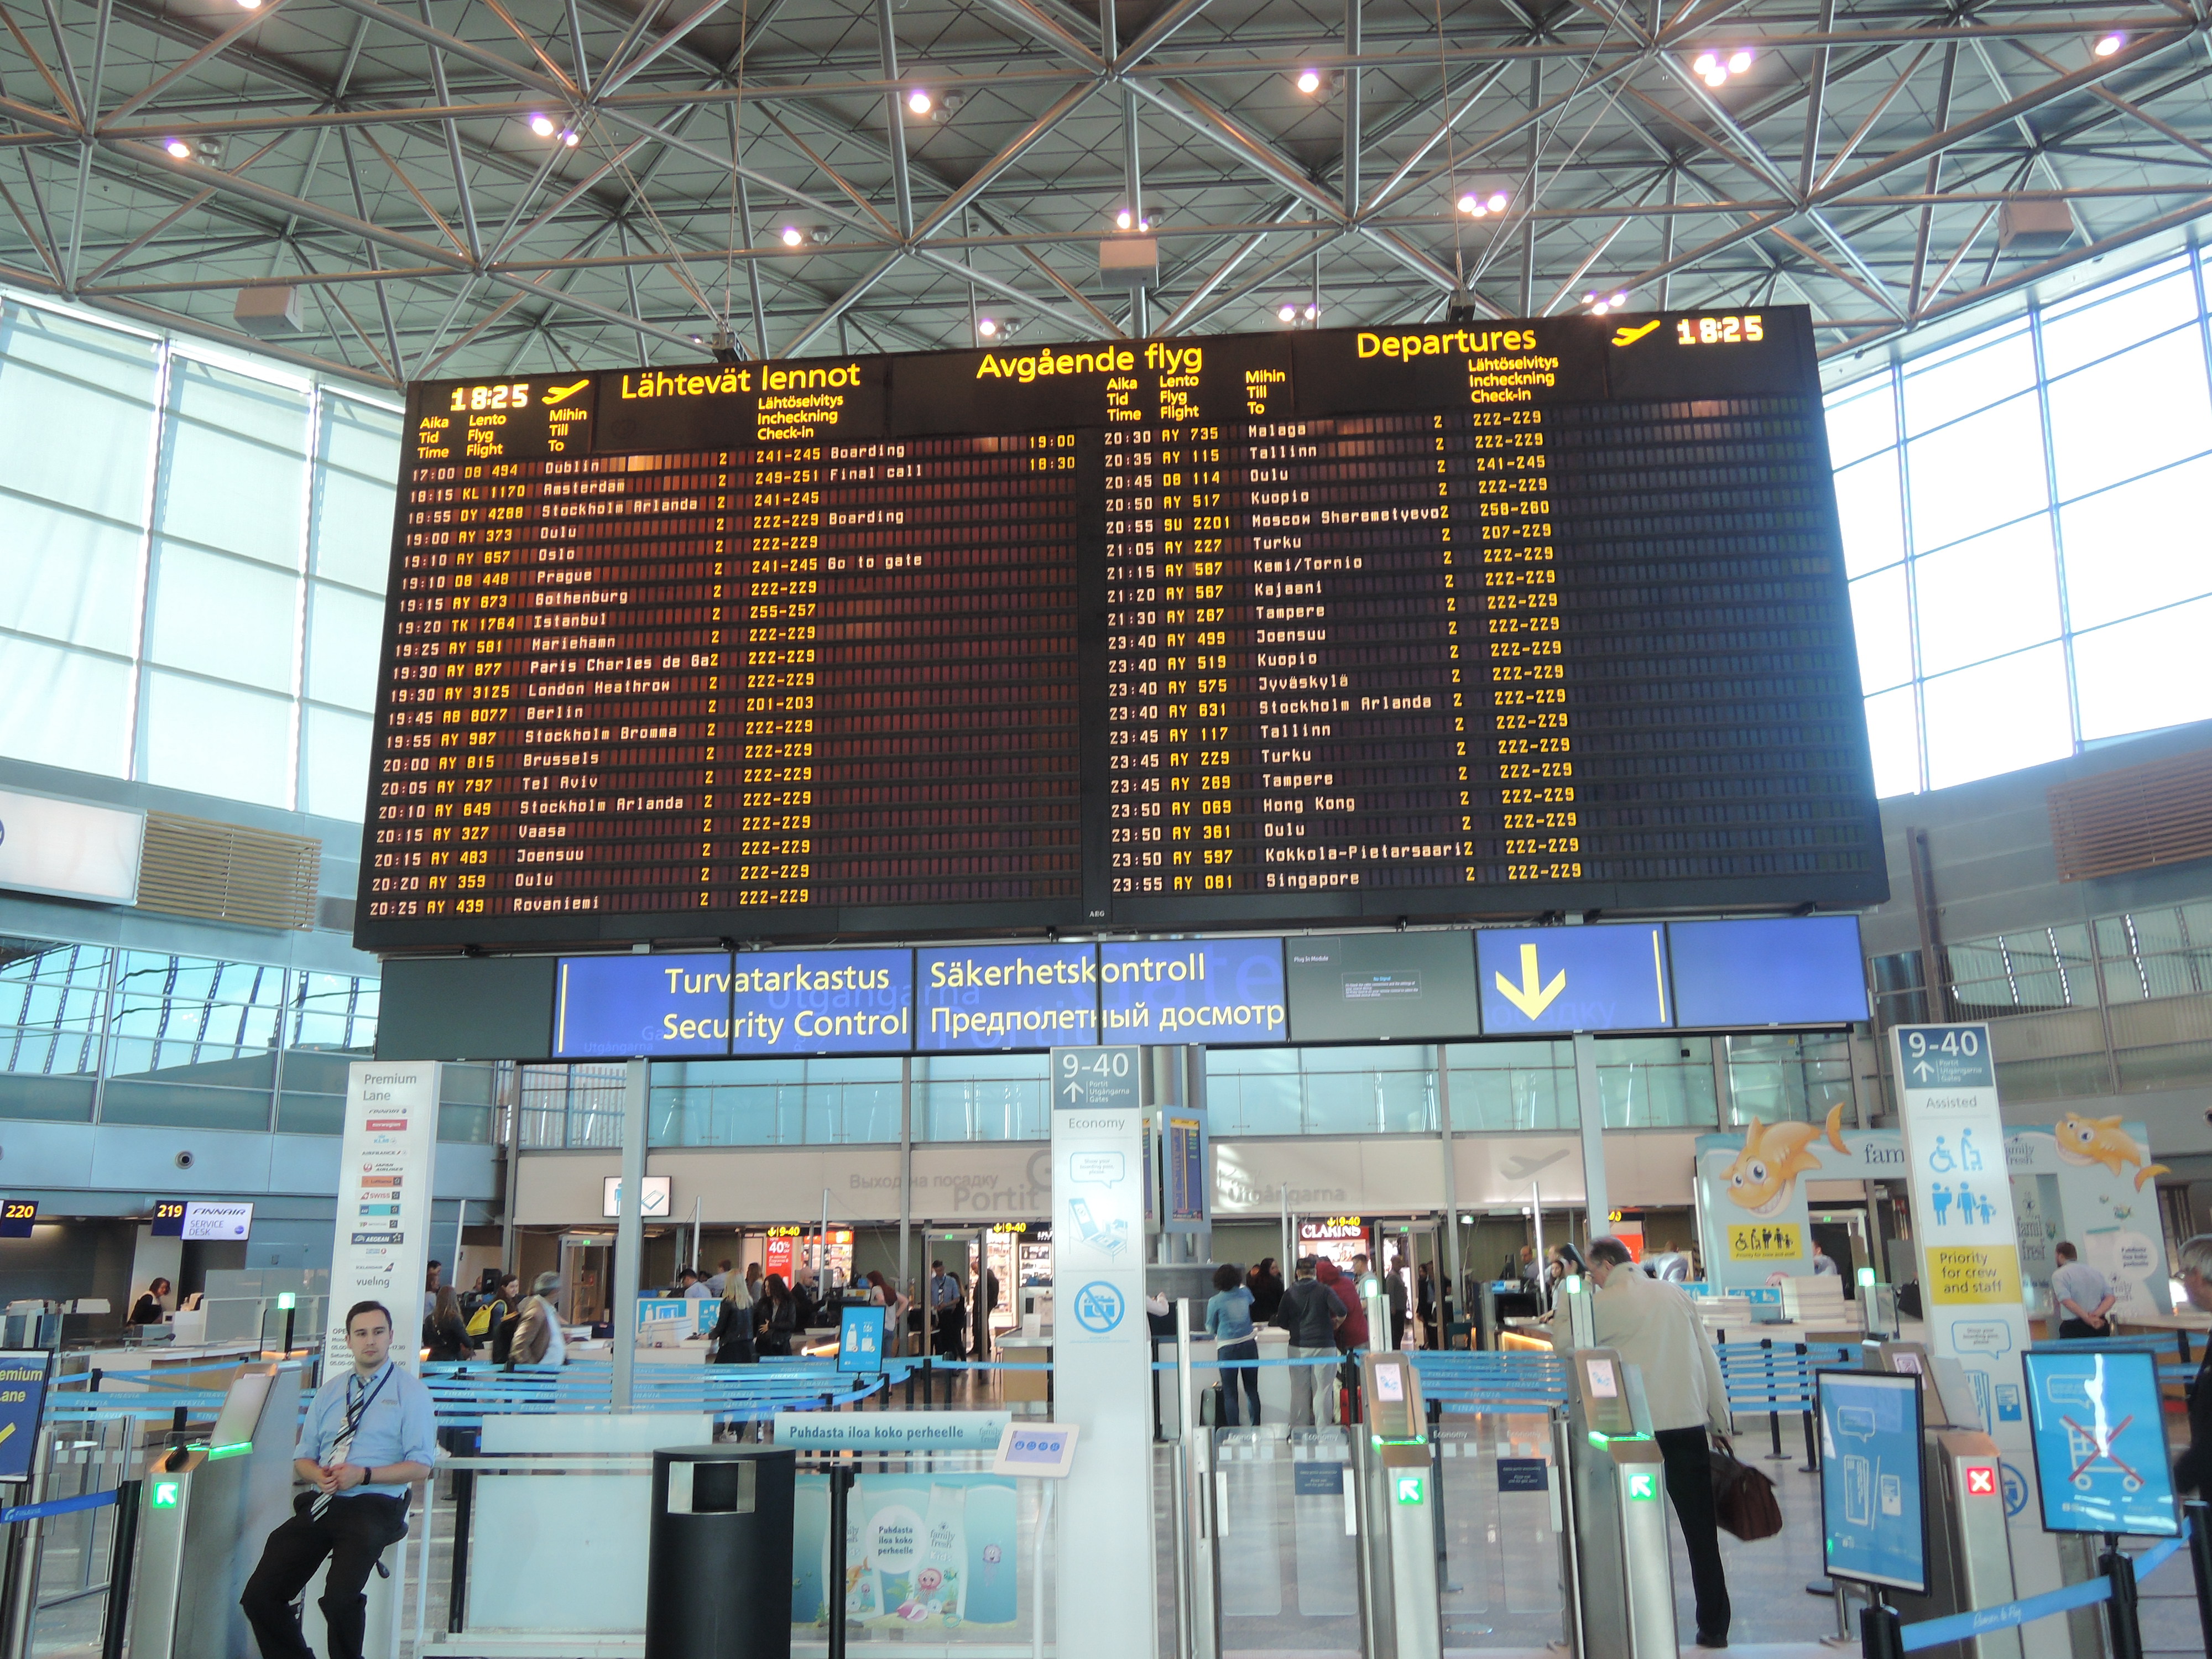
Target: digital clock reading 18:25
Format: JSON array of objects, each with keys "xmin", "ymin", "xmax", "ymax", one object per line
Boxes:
[{"xmin": 1677, "ymin": 315, "xmax": 1763, "ymax": 345}]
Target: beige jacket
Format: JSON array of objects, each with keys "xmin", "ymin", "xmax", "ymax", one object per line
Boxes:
[
  {"xmin": 509, "ymin": 1295, "xmax": 557, "ymax": 1366},
  {"xmin": 1591, "ymin": 1266, "xmax": 1731, "ymax": 1436}
]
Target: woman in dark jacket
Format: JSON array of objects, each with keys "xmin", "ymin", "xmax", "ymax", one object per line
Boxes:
[
  {"xmin": 128, "ymin": 1278, "xmax": 171, "ymax": 1327},
  {"xmin": 757, "ymin": 1274, "xmax": 797, "ymax": 1358},
  {"xmin": 708, "ymin": 1282, "xmax": 757, "ymax": 1364},
  {"xmin": 1246, "ymin": 1259, "xmax": 1285, "ymax": 1323},
  {"xmin": 422, "ymin": 1284, "xmax": 474, "ymax": 1362}
]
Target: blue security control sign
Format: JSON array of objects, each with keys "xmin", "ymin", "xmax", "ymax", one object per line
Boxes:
[
  {"xmin": 838, "ymin": 1305, "xmax": 888, "ymax": 1374},
  {"xmin": 2022, "ymin": 1349, "xmax": 2178, "ymax": 1536},
  {"xmin": 1817, "ymin": 1369, "xmax": 1927, "ymax": 1592},
  {"xmin": 1100, "ymin": 938, "xmax": 1286, "ymax": 1043},
  {"xmin": 555, "ymin": 954, "xmax": 731, "ymax": 1057},
  {"xmin": 1667, "ymin": 916, "xmax": 1869, "ymax": 1027},
  {"xmin": 1475, "ymin": 925, "xmax": 1670, "ymax": 1034},
  {"xmin": 731, "ymin": 950, "xmax": 912, "ymax": 1055},
  {"xmin": 919, "ymin": 943, "xmax": 1098, "ymax": 1050},
  {"xmin": 0, "ymin": 1351, "xmax": 53, "ymax": 1483}
]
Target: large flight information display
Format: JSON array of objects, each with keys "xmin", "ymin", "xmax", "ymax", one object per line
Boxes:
[{"xmin": 358, "ymin": 309, "xmax": 1884, "ymax": 951}]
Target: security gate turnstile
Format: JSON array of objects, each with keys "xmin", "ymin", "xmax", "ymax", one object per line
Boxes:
[
  {"xmin": 1353, "ymin": 1350, "xmax": 1442, "ymax": 1659},
  {"xmin": 1867, "ymin": 1343, "xmax": 2023, "ymax": 1659},
  {"xmin": 130, "ymin": 1361, "xmax": 304, "ymax": 1659},
  {"xmin": 1561, "ymin": 1348, "xmax": 1678, "ymax": 1659}
]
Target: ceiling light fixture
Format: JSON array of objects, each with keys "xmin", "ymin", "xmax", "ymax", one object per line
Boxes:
[
  {"xmin": 907, "ymin": 88, "xmax": 932, "ymax": 115},
  {"xmin": 164, "ymin": 137, "xmax": 192, "ymax": 159},
  {"xmin": 1692, "ymin": 47, "xmax": 1753, "ymax": 87},
  {"xmin": 781, "ymin": 225, "xmax": 805, "ymax": 247},
  {"xmin": 527, "ymin": 113, "xmax": 555, "ymax": 138},
  {"xmin": 1278, "ymin": 302, "xmax": 1298, "ymax": 323},
  {"xmin": 977, "ymin": 316, "xmax": 998, "ymax": 337},
  {"xmin": 558, "ymin": 127, "xmax": 580, "ymax": 147},
  {"xmin": 2094, "ymin": 31, "xmax": 2124, "ymax": 55},
  {"xmin": 1296, "ymin": 67, "xmax": 1322, "ymax": 94}
]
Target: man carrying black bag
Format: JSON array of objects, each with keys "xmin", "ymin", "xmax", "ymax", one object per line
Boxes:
[{"xmin": 1587, "ymin": 1235, "xmax": 1734, "ymax": 1649}]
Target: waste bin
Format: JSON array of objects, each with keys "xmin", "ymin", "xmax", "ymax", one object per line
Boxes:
[{"xmin": 645, "ymin": 1446, "xmax": 797, "ymax": 1659}]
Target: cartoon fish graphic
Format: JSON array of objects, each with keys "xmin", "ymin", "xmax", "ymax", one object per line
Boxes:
[
  {"xmin": 2053, "ymin": 1112, "xmax": 2169, "ymax": 1190},
  {"xmin": 1720, "ymin": 1104, "xmax": 1849, "ymax": 1217}
]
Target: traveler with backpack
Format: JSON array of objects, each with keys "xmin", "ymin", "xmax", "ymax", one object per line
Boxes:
[{"xmin": 1272, "ymin": 1258, "xmax": 1346, "ymax": 1427}]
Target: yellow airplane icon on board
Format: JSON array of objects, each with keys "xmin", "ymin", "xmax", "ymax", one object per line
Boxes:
[
  {"xmin": 1609, "ymin": 320, "xmax": 1662, "ymax": 348},
  {"xmin": 543, "ymin": 379, "xmax": 591, "ymax": 405}
]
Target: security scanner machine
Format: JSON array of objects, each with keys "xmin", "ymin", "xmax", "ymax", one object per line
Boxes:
[
  {"xmin": 1355, "ymin": 1350, "xmax": 1441, "ymax": 1659},
  {"xmin": 1863, "ymin": 1343, "xmax": 2023, "ymax": 1658},
  {"xmin": 1559, "ymin": 1348, "xmax": 1678, "ymax": 1659},
  {"xmin": 129, "ymin": 1360, "xmax": 304, "ymax": 1659}
]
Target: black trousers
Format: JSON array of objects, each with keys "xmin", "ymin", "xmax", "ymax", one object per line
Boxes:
[
  {"xmin": 242, "ymin": 1491, "xmax": 408, "ymax": 1659},
  {"xmin": 2059, "ymin": 1318, "xmax": 2102, "ymax": 1339},
  {"xmin": 1655, "ymin": 1427, "xmax": 1730, "ymax": 1642}
]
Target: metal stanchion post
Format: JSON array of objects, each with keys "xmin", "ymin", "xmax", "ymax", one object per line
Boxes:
[
  {"xmin": 2187, "ymin": 1501, "xmax": 2212, "ymax": 1659},
  {"xmin": 98, "ymin": 1480, "xmax": 140, "ymax": 1659},
  {"xmin": 827, "ymin": 1460, "xmax": 855, "ymax": 1659},
  {"xmin": 447, "ymin": 1465, "xmax": 474, "ymax": 1632},
  {"xmin": 1822, "ymin": 1575, "xmax": 1855, "ymax": 1648},
  {"xmin": 2101, "ymin": 1535, "xmax": 2144, "ymax": 1659},
  {"xmin": 1859, "ymin": 1594, "xmax": 1901, "ymax": 1659}
]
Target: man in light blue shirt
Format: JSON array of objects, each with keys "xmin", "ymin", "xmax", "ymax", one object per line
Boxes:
[
  {"xmin": 2052, "ymin": 1241, "xmax": 2116, "ymax": 1338},
  {"xmin": 242, "ymin": 1300, "xmax": 437, "ymax": 1659}
]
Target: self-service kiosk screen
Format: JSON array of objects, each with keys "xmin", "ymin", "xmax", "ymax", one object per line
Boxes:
[
  {"xmin": 1817, "ymin": 1369, "xmax": 1927, "ymax": 1593},
  {"xmin": 2022, "ymin": 1349, "xmax": 2178, "ymax": 1537}
]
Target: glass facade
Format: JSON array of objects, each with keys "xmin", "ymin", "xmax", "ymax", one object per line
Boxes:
[
  {"xmin": 1829, "ymin": 250, "xmax": 2212, "ymax": 796},
  {"xmin": 0, "ymin": 936, "xmax": 495, "ymax": 1138},
  {"xmin": 1871, "ymin": 901, "xmax": 2212, "ymax": 1103},
  {"xmin": 0, "ymin": 294, "xmax": 400, "ymax": 817}
]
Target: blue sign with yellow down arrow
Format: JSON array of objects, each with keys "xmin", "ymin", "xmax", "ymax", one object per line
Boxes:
[{"xmin": 1475, "ymin": 926, "xmax": 1672, "ymax": 1035}]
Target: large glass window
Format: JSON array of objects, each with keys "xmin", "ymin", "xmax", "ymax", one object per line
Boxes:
[
  {"xmin": 0, "ymin": 940, "xmax": 108, "ymax": 1120},
  {"xmin": 653, "ymin": 1057, "xmax": 904, "ymax": 1146},
  {"xmin": 0, "ymin": 291, "xmax": 400, "ymax": 820},
  {"xmin": 1824, "ymin": 248, "xmax": 2212, "ymax": 794},
  {"xmin": 102, "ymin": 951, "xmax": 287, "ymax": 1131}
]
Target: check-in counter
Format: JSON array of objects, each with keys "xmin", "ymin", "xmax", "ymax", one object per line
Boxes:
[
  {"xmin": 1157, "ymin": 1327, "xmax": 1292, "ymax": 1434},
  {"xmin": 997, "ymin": 1334, "xmax": 1052, "ymax": 1407}
]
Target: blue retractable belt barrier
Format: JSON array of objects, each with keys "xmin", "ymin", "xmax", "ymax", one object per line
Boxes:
[
  {"xmin": 1897, "ymin": 1526, "xmax": 2190, "ymax": 1652},
  {"xmin": 0, "ymin": 1489, "xmax": 118, "ymax": 1526}
]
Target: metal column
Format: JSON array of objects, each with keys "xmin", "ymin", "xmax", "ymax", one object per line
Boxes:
[
  {"xmin": 612, "ymin": 1055, "xmax": 648, "ymax": 1412},
  {"xmin": 1435, "ymin": 1047, "xmax": 1463, "ymax": 1323},
  {"xmin": 1572, "ymin": 1032, "xmax": 1609, "ymax": 1242}
]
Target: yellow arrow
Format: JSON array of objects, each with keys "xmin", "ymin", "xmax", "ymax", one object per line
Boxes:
[
  {"xmin": 1494, "ymin": 943, "xmax": 1567, "ymax": 1019},
  {"xmin": 0, "ymin": 1424, "xmax": 18, "ymax": 1448}
]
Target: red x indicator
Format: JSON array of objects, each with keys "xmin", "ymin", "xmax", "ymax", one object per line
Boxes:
[{"xmin": 1964, "ymin": 1465, "xmax": 1997, "ymax": 1496}]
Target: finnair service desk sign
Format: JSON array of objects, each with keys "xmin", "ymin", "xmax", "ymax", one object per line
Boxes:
[{"xmin": 330, "ymin": 1063, "xmax": 440, "ymax": 1372}]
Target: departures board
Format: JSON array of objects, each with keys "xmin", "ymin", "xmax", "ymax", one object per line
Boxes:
[{"xmin": 356, "ymin": 307, "xmax": 1886, "ymax": 952}]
